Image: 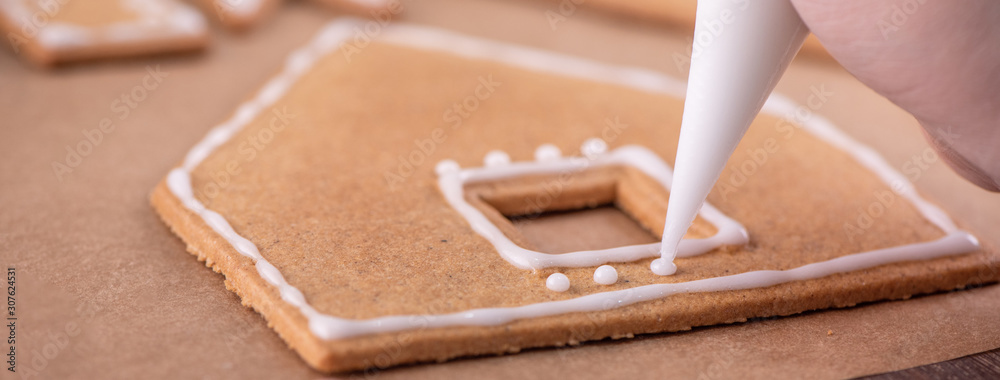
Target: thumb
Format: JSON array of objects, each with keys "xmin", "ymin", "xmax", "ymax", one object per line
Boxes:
[{"xmin": 789, "ymin": 0, "xmax": 1000, "ymax": 191}]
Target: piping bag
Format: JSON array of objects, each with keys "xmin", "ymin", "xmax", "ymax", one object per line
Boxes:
[{"xmin": 652, "ymin": 0, "xmax": 810, "ymax": 275}]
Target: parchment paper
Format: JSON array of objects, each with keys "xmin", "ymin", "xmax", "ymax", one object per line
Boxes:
[{"xmin": 2, "ymin": 0, "xmax": 998, "ymax": 379}]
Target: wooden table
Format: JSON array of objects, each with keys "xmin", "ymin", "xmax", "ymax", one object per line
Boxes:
[{"xmin": 867, "ymin": 348, "xmax": 1000, "ymax": 379}]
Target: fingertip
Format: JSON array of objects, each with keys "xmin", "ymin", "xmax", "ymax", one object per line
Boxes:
[{"xmin": 922, "ymin": 127, "xmax": 1000, "ymax": 192}]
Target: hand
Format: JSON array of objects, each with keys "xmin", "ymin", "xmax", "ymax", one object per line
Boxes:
[{"xmin": 790, "ymin": 0, "xmax": 1000, "ymax": 191}]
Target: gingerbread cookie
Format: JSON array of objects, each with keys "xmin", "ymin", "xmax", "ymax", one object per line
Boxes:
[
  {"xmin": 0, "ymin": 0, "xmax": 209, "ymax": 66},
  {"xmin": 150, "ymin": 19, "xmax": 998, "ymax": 372},
  {"xmin": 197, "ymin": 0, "xmax": 281, "ymax": 31}
]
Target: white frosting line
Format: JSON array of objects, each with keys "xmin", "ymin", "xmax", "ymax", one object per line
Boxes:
[
  {"xmin": 0, "ymin": 0, "xmax": 207, "ymax": 50},
  {"xmin": 301, "ymin": 231, "xmax": 977, "ymax": 339},
  {"xmin": 164, "ymin": 19, "xmax": 981, "ymax": 341},
  {"xmin": 437, "ymin": 145, "xmax": 749, "ymax": 270},
  {"xmin": 761, "ymin": 95, "xmax": 960, "ymax": 233}
]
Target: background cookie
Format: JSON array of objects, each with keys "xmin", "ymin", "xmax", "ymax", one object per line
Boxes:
[
  {"xmin": 0, "ymin": 0, "xmax": 209, "ymax": 66},
  {"xmin": 151, "ymin": 19, "xmax": 998, "ymax": 372},
  {"xmin": 198, "ymin": 0, "xmax": 399, "ymax": 31},
  {"xmin": 197, "ymin": 0, "xmax": 281, "ymax": 31}
]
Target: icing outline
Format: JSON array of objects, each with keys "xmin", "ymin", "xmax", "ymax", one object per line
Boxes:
[
  {"xmin": 164, "ymin": 19, "xmax": 980, "ymax": 340},
  {"xmin": 436, "ymin": 144, "xmax": 749, "ymax": 270}
]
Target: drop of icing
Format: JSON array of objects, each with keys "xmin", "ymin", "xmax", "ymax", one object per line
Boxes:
[
  {"xmin": 593, "ymin": 265, "xmax": 618, "ymax": 285},
  {"xmin": 534, "ymin": 144, "xmax": 561, "ymax": 161},
  {"xmin": 435, "ymin": 160, "xmax": 460, "ymax": 176},
  {"xmin": 546, "ymin": 273, "xmax": 570, "ymax": 292},
  {"xmin": 484, "ymin": 150, "xmax": 511, "ymax": 167},
  {"xmin": 650, "ymin": 258, "xmax": 677, "ymax": 276},
  {"xmin": 170, "ymin": 7, "xmax": 207, "ymax": 34},
  {"xmin": 581, "ymin": 138, "xmax": 608, "ymax": 159}
]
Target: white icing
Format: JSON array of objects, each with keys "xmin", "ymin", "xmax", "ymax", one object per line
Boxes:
[
  {"xmin": 435, "ymin": 159, "xmax": 461, "ymax": 176},
  {"xmin": 36, "ymin": 24, "xmax": 89, "ymax": 47},
  {"xmin": 650, "ymin": 258, "xmax": 677, "ymax": 276},
  {"xmin": 168, "ymin": 6, "xmax": 205, "ymax": 34},
  {"xmin": 658, "ymin": 0, "xmax": 810, "ymax": 271},
  {"xmin": 593, "ymin": 265, "xmax": 618, "ymax": 285},
  {"xmin": 484, "ymin": 150, "xmax": 511, "ymax": 167},
  {"xmin": 0, "ymin": 0, "xmax": 207, "ymax": 49},
  {"xmin": 438, "ymin": 145, "xmax": 749, "ymax": 270},
  {"xmin": 164, "ymin": 19, "xmax": 981, "ymax": 341},
  {"xmin": 580, "ymin": 137, "xmax": 608, "ymax": 159},
  {"xmin": 534, "ymin": 144, "xmax": 562, "ymax": 162},
  {"xmin": 546, "ymin": 273, "xmax": 570, "ymax": 292},
  {"xmin": 760, "ymin": 96, "xmax": 960, "ymax": 233}
]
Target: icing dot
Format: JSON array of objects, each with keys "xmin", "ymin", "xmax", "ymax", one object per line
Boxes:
[
  {"xmin": 581, "ymin": 138, "xmax": 608, "ymax": 159},
  {"xmin": 546, "ymin": 273, "xmax": 570, "ymax": 292},
  {"xmin": 484, "ymin": 150, "xmax": 510, "ymax": 167},
  {"xmin": 534, "ymin": 144, "xmax": 561, "ymax": 161},
  {"xmin": 435, "ymin": 160, "xmax": 460, "ymax": 176},
  {"xmin": 650, "ymin": 258, "xmax": 677, "ymax": 276},
  {"xmin": 593, "ymin": 265, "xmax": 618, "ymax": 285},
  {"xmin": 170, "ymin": 7, "xmax": 207, "ymax": 34}
]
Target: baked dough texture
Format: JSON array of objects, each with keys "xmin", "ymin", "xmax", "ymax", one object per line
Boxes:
[{"xmin": 150, "ymin": 20, "xmax": 999, "ymax": 372}]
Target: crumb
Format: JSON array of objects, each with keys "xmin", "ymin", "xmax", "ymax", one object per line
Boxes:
[{"xmin": 827, "ymin": 330, "xmax": 833, "ymax": 336}]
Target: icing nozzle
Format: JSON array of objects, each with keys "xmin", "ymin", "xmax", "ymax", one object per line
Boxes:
[{"xmin": 657, "ymin": 0, "xmax": 809, "ymax": 274}]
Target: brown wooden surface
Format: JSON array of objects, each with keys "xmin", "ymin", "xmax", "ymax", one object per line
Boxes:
[{"xmin": 865, "ymin": 348, "xmax": 1000, "ymax": 379}]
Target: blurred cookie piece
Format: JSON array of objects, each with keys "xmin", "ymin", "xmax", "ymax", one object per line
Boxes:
[
  {"xmin": 197, "ymin": 0, "xmax": 281, "ymax": 31},
  {"xmin": 0, "ymin": 0, "xmax": 209, "ymax": 66}
]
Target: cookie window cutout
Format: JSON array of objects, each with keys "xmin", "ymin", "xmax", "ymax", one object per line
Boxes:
[{"xmin": 435, "ymin": 141, "xmax": 749, "ymax": 271}]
